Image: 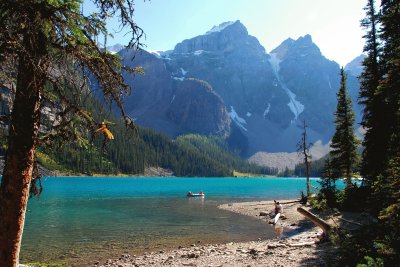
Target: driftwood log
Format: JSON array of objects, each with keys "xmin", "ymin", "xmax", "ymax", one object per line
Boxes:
[
  {"xmin": 297, "ymin": 207, "xmax": 331, "ymax": 236},
  {"xmin": 280, "ymin": 200, "xmax": 301, "ymax": 204},
  {"xmin": 339, "ymin": 217, "xmax": 364, "ymax": 226}
]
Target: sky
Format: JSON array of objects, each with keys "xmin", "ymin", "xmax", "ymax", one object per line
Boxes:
[{"xmin": 87, "ymin": 0, "xmax": 367, "ymax": 66}]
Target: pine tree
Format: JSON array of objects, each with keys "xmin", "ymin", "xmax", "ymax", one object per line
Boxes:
[
  {"xmin": 330, "ymin": 68, "xmax": 360, "ymax": 188},
  {"xmin": 359, "ymin": 0, "xmax": 388, "ymax": 184},
  {"xmin": 320, "ymin": 157, "xmax": 339, "ymax": 207},
  {"xmin": 0, "ymin": 1, "xmax": 143, "ymax": 265},
  {"xmin": 370, "ymin": 0, "xmax": 400, "ymax": 211},
  {"xmin": 373, "ymin": 2, "xmax": 400, "ymax": 262},
  {"xmin": 379, "ymin": 0, "xmax": 400, "ymax": 160},
  {"xmin": 297, "ymin": 120, "xmax": 312, "ymax": 196},
  {"xmin": 321, "ymin": 157, "xmax": 336, "ymax": 192}
]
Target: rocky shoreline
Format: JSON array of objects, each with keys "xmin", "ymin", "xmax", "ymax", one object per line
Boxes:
[{"xmin": 95, "ymin": 200, "xmax": 334, "ymax": 267}]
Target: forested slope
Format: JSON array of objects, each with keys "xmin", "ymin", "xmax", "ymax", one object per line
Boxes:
[{"xmin": 30, "ymin": 98, "xmax": 278, "ymax": 177}]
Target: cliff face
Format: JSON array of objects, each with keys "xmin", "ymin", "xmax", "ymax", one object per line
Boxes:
[
  {"xmin": 119, "ymin": 49, "xmax": 232, "ymax": 138},
  {"xmin": 167, "ymin": 79, "xmax": 231, "ymax": 137},
  {"xmin": 270, "ymin": 34, "xmax": 341, "ymax": 136}
]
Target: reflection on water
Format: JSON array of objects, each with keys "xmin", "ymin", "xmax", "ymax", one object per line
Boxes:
[
  {"xmin": 21, "ymin": 196, "xmax": 275, "ymax": 265},
  {"xmin": 273, "ymin": 225, "xmax": 284, "ymax": 236}
]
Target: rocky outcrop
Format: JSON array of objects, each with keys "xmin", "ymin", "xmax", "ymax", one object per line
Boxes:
[
  {"xmin": 270, "ymin": 35, "xmax": 341, "ymax": 137},
  {"xmin": 119, "ymin": 49, "xmax": 232, "ymax": 138},
  {"xmin": 345, "ymin": 54, "xmax": 366, "ymax": 77},
  {"xmin": 167, "ymin": 79, "xmax": 231, "ymax": 137}
]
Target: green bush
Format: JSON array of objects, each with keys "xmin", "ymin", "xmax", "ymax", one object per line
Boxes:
[{"xmin": 357, "ymin": 256, "xmax": 384, "ymax": 267}]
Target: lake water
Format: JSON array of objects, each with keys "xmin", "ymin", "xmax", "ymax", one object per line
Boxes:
[{"xmin": 20, "ymin": 177, "xmax": 322, "ymax": 265}]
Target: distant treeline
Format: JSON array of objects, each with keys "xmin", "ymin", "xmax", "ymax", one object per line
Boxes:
[
  {"xmin": 31, "ymin": 93, "xmax": 278, "ymax": 177},
  {"xmin": 39, "ymin": 127, "xmax": 278, "ymax": 177}
]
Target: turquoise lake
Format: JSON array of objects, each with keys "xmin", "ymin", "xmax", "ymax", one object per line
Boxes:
[{"xmin": 20, "ymin": 177, "xmax": 323, "ymax": 265}]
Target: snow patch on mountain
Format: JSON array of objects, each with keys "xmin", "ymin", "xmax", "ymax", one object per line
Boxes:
[
  {"xmin": 180, "ymin": 68, "xmax": 188, "ymax": 76},
  {"xmin": 172, "ymin": 76, "xmax": 184, "ymax": 81},
  {"xmin": 150, "ymin": 50, "xmax": 162, "ymax": 58},
  {"xmin": 327, "ymin": 76, "xmax": 332, "ymax": 89},
  {"xmin": 206, "ymin": 21, "xmax": 235, "ymax": 34},
  {"xmin": 194, "ymin": 50, "xmax": 205, "ymax": 56},
  {"xmin": 150, "ymin": 50, "xmax": 173, "ymax": 60},
  {"xmin": 106, "ymin": 43, "xmax": 125, "ymax": 54},
  {"xmin": 263, "ymin": 103, "xmax": 271, "ymax": 117},
  {"xmin": 229, "ymin": 106, "xmax": 248, "ymax": 131},
  {"xmin": 269, "ymin": 53, "xmax": 304, "ymax": 121}
]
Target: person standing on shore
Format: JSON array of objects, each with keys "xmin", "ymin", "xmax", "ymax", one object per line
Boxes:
[
  {"xmin": 276, "ymin": 202, "xmax": 283, "ymax": 214},
  {"xmin": 273, "ymin": 200, "xmax": 283, "ymax": 215}
]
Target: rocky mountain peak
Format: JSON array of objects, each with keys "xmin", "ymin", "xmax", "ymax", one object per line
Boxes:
[
  {"xmin": 107, "ymin": 43, "xmax": 125, "ymax": 54},
  {"xmin": 345, "ymin": 54, "xmax": 366, "ymax": 76},
  {"xmin": 206, "ymin": 20, "xmax": 247, "ymax": 36},
  {"xmin": 269, "ymin": 38, "xmax": 295, "ymax": 60},
  {"xmin": 271, "ymin": 34, "xmax": 321, "ymax": 60},
  {"xmin": 173, "ymin": 20, "xmax": 262, "ymax": 54}
]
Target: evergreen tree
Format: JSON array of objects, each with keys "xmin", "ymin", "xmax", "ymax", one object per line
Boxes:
[
  {"xmin": 297, "ymin": 120, "xmax": 312, "ymax": 196},
  {"xmin": 329, "ymin": 1, "xmax": 400, "ymax": 265},
  {"xmin": 377, "ymin": 153, "xmax": 400, "ymax": 265},
  {"xmin": 330, "ymin": 68, "xmax": 360, "ymax": 188},
  {"xmin": 0, "ymin": 1, "xmax": 143, "ymax": 265},
  {"xmin": 370, "ymin": 0, "xmax": 400, "ymax": 212},
  {"xmin": 359, "ymin": 0, "xmax": 388, "ymax": 184},
  {"xmin": 319, "ymin": 157, "xmax": 338, "ymax": 207},
  {"xmin": 321, "ymin": 157, "xmax": 336, "ymax": 192},
  {"xmin": 379, "ymin": 0, "xmax": 400, "ymax": 160},
  {"xmin": 373, "ymin": 2, "xmax": 400, "ymax": 262}
]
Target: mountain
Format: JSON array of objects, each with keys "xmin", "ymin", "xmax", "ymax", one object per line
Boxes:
[
  {"xmin": 0, "ymin": 83, "xmax": 276, "ymax": 177},
  {"xmin": 119, "ymin": 49, "xmax": 232, "ymax": 138},
  {"xmin": 116, "ymin": 21, "xmax": 362, "ymax": 157},
  {"xmin": 345, "ymin": 54, "xmax": 366, "ymax": 77},
  {"xmin": 345, "ymin": 54, "xmax": 365, "ymax": 136},
  {"xmin": 106, "ymin": 43, "xmax": 125, "ymax": 54}
]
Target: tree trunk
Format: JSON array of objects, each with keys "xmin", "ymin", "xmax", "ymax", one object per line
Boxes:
[
  {"xmin": 305, "ymin": 153, "xmax": 310, "ymax": 196},
  {"xmin": 0, "ymin": 32, "xmax": 46, "ymax": 266},
  {"xmin": 297, "ymin": 207, "xmax": 331, "ymax": 236}
]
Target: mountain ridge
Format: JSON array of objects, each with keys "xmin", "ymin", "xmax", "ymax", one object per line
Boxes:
[{"xmin": 112, "ymin": 20, "xmax": 363, "ymax": 161}]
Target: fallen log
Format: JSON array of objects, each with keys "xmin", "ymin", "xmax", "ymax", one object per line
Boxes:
[
  {"xmin": 297, "ymin": 207, "xmax": 331, "ymax": 236},
  {"xmin": 338, "ymin": 217, "xmax": 363, "ymax": 226},
  {"xmin": 280, "ymin": 200, "xmax": 301, "ymax": 204},
  {"xmin": 247, "ymin": 200, "xmax": 301, "ymax": 207}
]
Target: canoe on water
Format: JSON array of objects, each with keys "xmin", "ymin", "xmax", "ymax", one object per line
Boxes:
[{"xmin": 187, "ymin": 191, "xmax": 205, "ymax": 197}]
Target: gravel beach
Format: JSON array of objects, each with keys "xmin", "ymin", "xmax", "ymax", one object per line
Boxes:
[{"xmin": 96, "ymin": 199, "xmax": 333, "ymax": 267}]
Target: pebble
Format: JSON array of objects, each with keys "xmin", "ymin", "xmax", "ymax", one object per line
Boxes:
[{"xmin": 188, "ymin": 253, "xmax": 199, "ymax": 258}]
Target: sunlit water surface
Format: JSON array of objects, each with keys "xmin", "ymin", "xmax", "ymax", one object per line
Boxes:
[{"xmin": 21, "ymin": 177, "xmax": 323, "ymax": 265}]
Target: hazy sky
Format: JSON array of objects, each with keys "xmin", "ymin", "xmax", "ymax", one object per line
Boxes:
[{"xmin": 90, "ymin": 0, "xmax": 367, "ymax": 66}]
